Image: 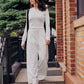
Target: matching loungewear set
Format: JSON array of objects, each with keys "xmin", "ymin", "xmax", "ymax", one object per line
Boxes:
[{"xmin": 21, "ymin": 7, "xmax": 50, "ymax": 84}]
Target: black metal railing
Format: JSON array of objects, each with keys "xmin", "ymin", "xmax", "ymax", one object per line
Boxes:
[
  {"xmin": 5, "ymin": 37, "xmax": 19, "ymax": 70},
  {"xmin": 0, "ymin": 36, "xmax": 6, "ymax": 84},
  {"xmin": 4, "ymin": 30, "xmax": 20, "ymax": 84},
  {"xmin": 0, "ymin": 28, "xmax": 20, "ymax": 84},
  {"xmin": 48, "ymin": 35, "xmax": 56, "ymax": 61}
]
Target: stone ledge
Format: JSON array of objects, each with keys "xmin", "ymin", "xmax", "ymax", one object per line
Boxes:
[
  {"xmin": 59, "ymin": 62, "xmax": 66, "ymax": 72},
  {"xmin": 65, "ymin": 72, "xmax": 84, "ymax": 84},
  {"xmin": 73, "ymin": 16, "xmax": 84, "ymax": 28}
]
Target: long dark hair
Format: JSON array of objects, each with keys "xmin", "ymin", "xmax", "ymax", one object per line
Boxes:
[{"xmin": 30, "ymin": 0, "xmax": 46, "ymax": 11}]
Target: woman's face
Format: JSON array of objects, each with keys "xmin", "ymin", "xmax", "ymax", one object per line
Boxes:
[{"xmin": 30, "ymin": 0, "xmax": 36, "ymax": 5}]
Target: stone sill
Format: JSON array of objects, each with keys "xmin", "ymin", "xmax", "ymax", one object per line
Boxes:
[
  {"xmin": 74, "ymin": 16, "xmax": 84, "ymax": 29},
  {"xmin": 59, "ymin": 62, "xmax": 66, "ymax": 72},
  {"xmin": 65, "ymin": 72, "xmax": 84, "ymax": 84}
]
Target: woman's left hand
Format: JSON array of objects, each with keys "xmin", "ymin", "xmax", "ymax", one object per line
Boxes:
[{"xmin": 45, "ymin": 39, "xmax": 50, "ymax": 45}]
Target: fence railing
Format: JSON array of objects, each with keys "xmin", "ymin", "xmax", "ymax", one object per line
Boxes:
[
  {"xmin": 0, "ymin": 36, "xmax": 5, "ymax": 84},
  {"xmin": 0, "ymin": 28, "xmax": 20, "ymax": 84}
]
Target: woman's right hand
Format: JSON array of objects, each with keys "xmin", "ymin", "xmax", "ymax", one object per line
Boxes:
[
  {"xmin": 45, "ymin": 39, "xmax": 50, "ymax": 45},
  {"xmin": 21, "ymin": 43, "xmax": 25, "ymax": 50}
]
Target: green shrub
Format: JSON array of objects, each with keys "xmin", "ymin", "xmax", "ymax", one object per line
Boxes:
[{"xmin": 10, "ymin": 31, "xmax": 17, "ymax": 37}]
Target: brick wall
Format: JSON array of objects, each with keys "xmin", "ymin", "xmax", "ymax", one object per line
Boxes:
[
  {"xmin": 66, "ymin": 0, "xmax": 77, "ymax": 75},
  {"xmin": 56, "ymin": 0, "xmax": 63, "ymax": 62},
  {"xmin": 62, "ymin": 0, "xmax": 67, "ymax": 67},
  {"xmin": 56, "ymin": 0, "xmax": 77, "ymax": 74},
  {"xmin": 56, "ymin": 0, "xmax": 84, "ymax": 83},
  {"xmin": 74, "ymin": 16, "xmax": 84, "ymax": 80}
]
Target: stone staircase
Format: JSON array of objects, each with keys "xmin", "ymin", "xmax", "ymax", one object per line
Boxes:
[{"xmin": 11, "ymin": 61, "xmax": 65, "ymax": 84}]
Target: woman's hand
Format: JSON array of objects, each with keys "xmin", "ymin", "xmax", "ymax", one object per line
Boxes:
[
  {"xmin": 21, "ymin": 43, "xmax": 25, "ymax": 50},
  {"xmin": 45, "ymin": 39, "xmax": 50, "ymax": 45}
]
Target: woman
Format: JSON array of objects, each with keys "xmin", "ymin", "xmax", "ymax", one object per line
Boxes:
[{"xmin": 21, "ymin": 0, "xmax": 50, "ymax": 84}]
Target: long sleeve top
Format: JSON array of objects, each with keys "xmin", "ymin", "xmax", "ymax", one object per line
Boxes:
[{"xmin": 21, "ymin": 7, "xmax": 50, "ymax": 46}]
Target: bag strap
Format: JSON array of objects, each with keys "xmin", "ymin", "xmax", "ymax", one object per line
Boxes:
[
  {"xmin": 27, "ymin": 9, "xmax": 29, "ymax": 32},
  {"xmin": 44, "ymin": 22, "xmax": 46, "ymax": 32}
]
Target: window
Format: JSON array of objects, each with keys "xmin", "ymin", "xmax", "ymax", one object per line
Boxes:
[{"xmin": 77, "ymin": 0, "xmax": 84, "ymax": 18}]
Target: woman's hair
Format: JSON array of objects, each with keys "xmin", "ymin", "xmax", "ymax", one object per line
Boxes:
[{"xmin": 30, "ymin": 0, "xmax": 46, "ymax": 11}]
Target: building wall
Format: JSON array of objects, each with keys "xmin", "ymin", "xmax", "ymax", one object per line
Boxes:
[
  {"xmin": 56, "ymin": 0, "xmax": 63, "ymax": 62},
  {"xmin": 66, "ymin": 0, "xmax": 77, "ymax": 75},
  {"xmin": 56, "ymin": 0, "xmax": 84, "ymax": 83},
  {"xmin": 56, "ymin": 0, "xmax": 77, "ymax": 74},
  {"xmin": 74, "ymin": 16, "xmax": 84, "ymax": 80},
  {"xmin": 62, "ymin": 0, "xmax": 67, "ymax": 67}
]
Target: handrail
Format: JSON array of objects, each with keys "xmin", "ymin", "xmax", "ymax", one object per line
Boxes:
[
  {"xmin": 0, "ymin": 37, "xmax": 6, "ymax": 84},
  {"xmin": 0, "ymin": 37, "xmax": 6, "ymax": 64}
]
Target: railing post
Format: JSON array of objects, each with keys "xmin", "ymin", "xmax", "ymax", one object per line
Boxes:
[
  {"xmin": 4, "ymin": 28, "xmax": 11, "ymax": 84},
  {"xmin": 0, "ymin": 37, "xmax": 3, "ymax": 84},
  {"xmin": 18, "ymin": 29, "xmax": 24, "ymax": 62}
]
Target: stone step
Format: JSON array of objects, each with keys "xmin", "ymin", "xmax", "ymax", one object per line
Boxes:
[
  {"xmin": 47, "ymin": 67, "xmax": 62, "ymax": 76},
  {"xmin": 10, "ymin": 61, "xmax": 60, "ymax": 83},
  {"xmin": 21, "ymin": 61, "xmax": 60, "ymax": 68},
  {"xmin": 11, "ymin": 76, "xmax": 64, "ymax": 84},
  {"xmin": 11, "ymin": 68, "xmax": 64, "ymax": 84},
  {"xmin": 48, "ymin": 61, "xmax": 60, "ymax": 67},
  {"xmin": 39, "ymin": 76, "xmax": 64, "ymax": 84}
]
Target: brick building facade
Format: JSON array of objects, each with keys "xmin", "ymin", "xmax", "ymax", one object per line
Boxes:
[{"xmin": 55, "ymin": 0, "xmax": 84, "ymax": 84}]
